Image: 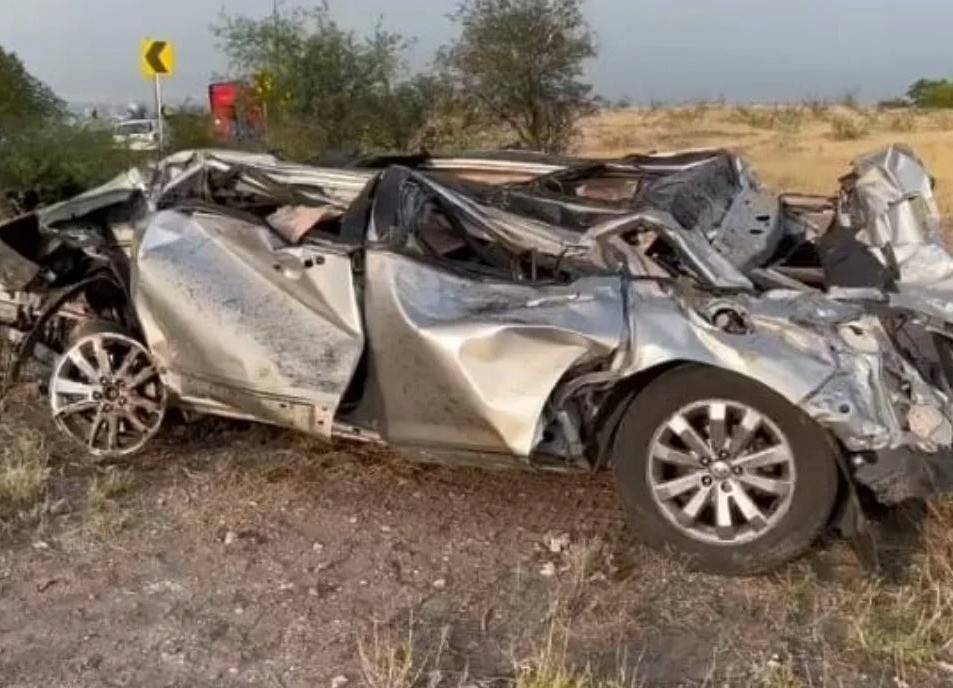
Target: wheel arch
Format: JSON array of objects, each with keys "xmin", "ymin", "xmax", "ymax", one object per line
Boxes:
[
  {"xmin": 593, "ymin": 360, "xmax": 852, "ymax": 534},
  {"xmin": 592, "ymin": 360, "xmax": 843, "ymax": 476},
  {"xmin": 591, "ymin": 359, "xmax": 697, "ymax": 467}
]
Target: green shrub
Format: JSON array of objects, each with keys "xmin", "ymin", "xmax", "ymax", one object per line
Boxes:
[
  {"xmin": 907, "ymin": 78, "xmax": 953, "ymax": 108},
  {"xmin": 0, "ymin": 123, "xmax": 137, "ymax": 212},
  {"xmin": 167, "ymin": 109, "xmax": 218, "ymax": 151}
]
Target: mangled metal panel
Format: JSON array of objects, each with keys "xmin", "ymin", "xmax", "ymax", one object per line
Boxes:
[
  {"xmin": 845, "ymin": 144, "xmax": 953, "ymax": 289},
  {"xmin": 132, "ymin": 209, "xmax": 363, "ymax": 435},
  {"xmin": 620, "ymin": 281, "xmax": 950, "ymax": 456},
  {"xmin": 371, "ymin": 167, "xmax": 589, "ymax": 257},
  {"xmin": 418, "ymin": 169, "xmax": 630, "ymax": 233},
  {"xmin": 582, "ymin": 209, "xmax": 755, "ymax": 291},
  {"xmin": 635, "ymin": 153, "xmax": 740, "ymax": 233},
  {"xmin": 153, "ymin": 150, "xmax": 374, "ymax": 210},
  {"xmin": 0, "ymin": 167, "xmax": 151, "ymax": 258},
  {"xmin": 151, "ymin": 150, "xmax": 581, "ymax": 211},
  {"xmin": 362, "ymin": 249, "xmax": 625, "ymax": 455},
  {"xmin": 39, "ymin": 167, "xmax": 148, "ymax": 228}
]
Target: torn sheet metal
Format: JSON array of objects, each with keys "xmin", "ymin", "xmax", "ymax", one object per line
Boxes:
[
  {"xmin": 39, "ymin": 167, "xmax": 147, "ymax": 227},
  {"xmin": 150, "ymin": 149, "xmax": 587, "ymax": 211},
  {"xmin": 370, "ymin": 167, "xmax": 591, "ymax": 259},
  {"xmin": 154, "ymin": 150, "xmax": 374, "ymax": 208},
  {"xmin": 132, "ymin": 209, "xmax": 364, "ymax": 436},
  {"xmin": 361, "ymin": 249, "xmax": 625, "ymax": 455},
  {"xmin": 606, "ymin": 272, "xmax": 951, "ymax": 465},
  {"xmin": 845, "ymin": 144, "xmax": 953, "ymax": 288}
]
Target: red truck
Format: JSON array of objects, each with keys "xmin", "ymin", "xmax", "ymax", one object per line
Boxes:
[{"xmin": 208, "ymin": 80, "xmax": 265, "ymax": 141}]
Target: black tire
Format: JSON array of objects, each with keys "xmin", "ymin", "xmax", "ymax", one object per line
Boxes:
[{"xmin": 613, "ymin": 365, "xmax": 839, "ymax": 575}]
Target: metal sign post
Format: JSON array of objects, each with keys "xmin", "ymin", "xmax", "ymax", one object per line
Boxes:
[{"xmin": 153, "ymin": 75, "xmax": 165, "ymax": 151}]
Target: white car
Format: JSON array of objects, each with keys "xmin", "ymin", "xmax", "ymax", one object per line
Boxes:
[{"xmin": 112, "ymin": 119, "xmax": 159, "ymax": 151}]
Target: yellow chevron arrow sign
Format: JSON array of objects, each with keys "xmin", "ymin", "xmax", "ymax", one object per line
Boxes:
[{"xmin": 140, "ymin": 39, "xmax": 175, "ymax": 78}]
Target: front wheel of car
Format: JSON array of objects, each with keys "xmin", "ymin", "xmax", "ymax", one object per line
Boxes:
[
  {"xmin": 613, "ymin": 365, "xmax": 839, "ymax": 575},
  {"xmin": 50, "ymin": 330, "xmax": 167, "ymax": 458}
]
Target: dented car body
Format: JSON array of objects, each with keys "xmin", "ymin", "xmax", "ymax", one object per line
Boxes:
[{"xmin": 2, "ymin": 144, "xmax": 952, "ymax": 573}]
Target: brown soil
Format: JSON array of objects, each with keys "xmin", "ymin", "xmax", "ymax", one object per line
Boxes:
[{"xmin": 1, "ymin": 385, "xmax": 950, "ymax": 688}]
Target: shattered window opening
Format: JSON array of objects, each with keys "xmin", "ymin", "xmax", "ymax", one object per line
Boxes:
[{"xmin": 378, "ymin": 173, "xmax": 589, "ymax": 285}]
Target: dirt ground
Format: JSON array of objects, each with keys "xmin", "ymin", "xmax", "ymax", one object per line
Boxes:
[
  {"xmin": 6, "ymin": 108, "xmax": 953, "ymax": 687},
  {"xmin": 1, "ymin": 382, "xmax": 952, "ymax": 688}
]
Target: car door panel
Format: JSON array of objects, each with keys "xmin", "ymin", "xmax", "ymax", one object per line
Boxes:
[
  {"xmin": 362, "ymin": 249, "xmax": 625, "ymax": 455},
  {"xmin": 133, "ymin": 210, "xmax": 364, "ymax": 436}
]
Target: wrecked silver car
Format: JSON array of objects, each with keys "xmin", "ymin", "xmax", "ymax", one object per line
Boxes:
[{"xmin": 0, "ymin": 145, "xmax": 951, "ymax": 574}]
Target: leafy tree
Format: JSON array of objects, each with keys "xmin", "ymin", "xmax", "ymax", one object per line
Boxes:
[
  {"xmin": 907, "ymin": 78, "xmax": 953, "ymax": 108},
  {"xmin": 0, "ymin": 46, "xmax": 63, "ymax": 128},
  {"xmin": 438, "ymin": 0, "xmax": 598, "ymax": 153},
  {"xmin": 212, "ymin": 3, "xmax": 432, "ymax": 156},
  {"xmin": 0, "ymin": 45, "xmax": 135, "ymax": 214}
]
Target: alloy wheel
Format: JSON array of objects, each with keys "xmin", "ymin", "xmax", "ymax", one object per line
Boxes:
[
  {"xmin": 50, "ymin": 333, "xmax": 166, "ymax": 456},
  {"xmin": 646, "ymin": 399, "xmax": 796, "ymax": 545}
]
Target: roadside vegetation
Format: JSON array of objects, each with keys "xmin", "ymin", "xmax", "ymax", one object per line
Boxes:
[
  {"xmin": 211, "ymin": 0, "xmax": 597, "ymax": 157},
  {"xmin": 4, "ymin": 0, "xmax": 953, "ymax": 210},
  {"xmin": 0, "ymin": 47, "xmax": 138, "ymax": 214},
  {"xmin": 2, "ymin": 0, "xmax": 599, "ymax": 214}
]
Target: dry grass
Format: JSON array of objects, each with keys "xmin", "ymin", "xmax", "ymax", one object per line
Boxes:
[
  {"xmin": 0, "ymin": 425, "xmax": 51, "ymax": 521},
  {"xmin": 828, "ymin": 114, "xmax": 871, "ymax": 141},
  {"xmin": 846, "ymin": 502, "xmax": 953, "ymax": 669},
  {"xmin": 757, "ymin": 658, "xmax": 809, "ymax": 688},
  {"xmin": 87, "ymin": 467, "xmax": 137, "ymax": 511},
  {"xmin": 354, "ymin": 608, "xmax": 642, "ymax": 688},
  {"xmin": 82, "ymin": 467, "xmax": 139, "ymax": 537},
  {"xmin": 575, "ymin": 105, "xmax": 953, "ymax": 218},
  {"xmin": 356, "ymin": 617, "xmax": 450, "ymax": 688},
  {"xmin": 514, "ymin": 625, "xmax": 641, "ymax": 688},
  {"xmin": 525, "ymin": 508, "xmax": 953, "ymax": 683},
  {"xmin": 729, "ymin": 105, "xmax": 807, "ymax": 133},
  {"xmin": 885, "ymin": 110, "xmax": 919, "ymax": 133}
]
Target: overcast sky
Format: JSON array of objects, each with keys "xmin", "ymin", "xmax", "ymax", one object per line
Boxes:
[{"xmin": 3, "ymin": 0, "xmax": 953, "ymax": 106}]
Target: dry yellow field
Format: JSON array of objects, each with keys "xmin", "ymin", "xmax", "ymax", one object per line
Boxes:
[{"xmin": 576, "ymin": 105, "xmax": 953, "ymax": 219}]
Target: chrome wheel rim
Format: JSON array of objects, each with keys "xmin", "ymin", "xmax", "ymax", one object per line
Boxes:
[
  {"xmin": 646, "ymin": 399, "xmax": 796, "ymax": 545},
  {"xmin": 50, "ymin": 333, "xmax": 166, "ymax": 457}
]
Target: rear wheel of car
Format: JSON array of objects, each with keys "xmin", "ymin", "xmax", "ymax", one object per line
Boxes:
[{"xmin": 613, "ymin": 365, "xmax": 839, "ymax": 575}]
